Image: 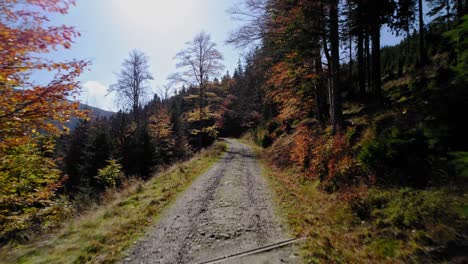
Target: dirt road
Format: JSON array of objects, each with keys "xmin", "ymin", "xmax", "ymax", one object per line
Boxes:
[{"xmin": 122, "ymin": 139, "xmax": 301, "ymax": 264}]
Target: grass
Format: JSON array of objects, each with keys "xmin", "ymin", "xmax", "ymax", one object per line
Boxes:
[
  {"xmin": 240, "ymin": 136, "xmax": 467, "ymax": 263},
  {"xmin": 256, "ymin": 161, "xmax": 370, "ymax": 263},
  {"xmin": 240, "ymin": 137, "xmax": 360, "ymax": 262},
  {"xmin": 0, "ymin": 141, "xmax": 227, "ymax": 264}
]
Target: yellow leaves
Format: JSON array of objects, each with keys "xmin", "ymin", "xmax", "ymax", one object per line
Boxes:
[
  {"xmin": 201, "ymin": 125, "xmax": 219, "ymax": 137},
  {"xmin": 184, "ymin": 94, "xmax": 199, "ymax": 100},
  {"xmin": 148, "ymin": 107, "xmax": 173, "ymax": 141},
  {"xmin": 186, "ymin": 109, "xmax": 201, "ymax": 122},
  {"xmin": 125, "ymin": 122, "xmax": 138, "ymax": 136},
  {"xmin": 0, "ymin": 135, "xmax": 67, "ymax": 238},
  {"xmin": 185, "ymin": 106, "xmax": 218, "ymax": 123}
]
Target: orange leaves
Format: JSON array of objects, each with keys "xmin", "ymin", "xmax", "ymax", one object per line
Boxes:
[
  {"xmin": 267, "ymin": 61, "xmax": 292, "ymax": 88},
  {"xmin": 148, "ymin": 107, "xmax": 173, "ymax": 141},
  {"xmin": 0, "ymin": 0, "xmax": 88, "ymax": 151},
  {"xmin": 290, "ymin": 124, "xmax": 314, "ymax": 172},
  {"xmin": 266, "ymin": 57, "xmax": 315, "ymax": 122},
  {"xmin": 304, "ymin": 73, "xmax": 317, "ymax": 79},
  {"xmin": 290, "ymin": 125, "xmax": 363, "ymax": 190},
  {"xmin": 0, "ymin": 1, "xmax": 82, "ymax": 240}
]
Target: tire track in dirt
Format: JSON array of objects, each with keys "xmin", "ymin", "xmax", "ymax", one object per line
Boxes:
[{"xmin": 122, "ymin": 139, "xmax": 301, "ymax": 264}]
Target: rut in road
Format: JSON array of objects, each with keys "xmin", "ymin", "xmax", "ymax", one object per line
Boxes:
[{"xmin": 122, "ymin": 139, "xmax": 301, "ymax": 264}]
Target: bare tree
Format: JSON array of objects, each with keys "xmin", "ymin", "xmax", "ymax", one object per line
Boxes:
[
  {"xmin": 169, "ymin": 31, "xmax": 224, "ymax": 88},
  {"xmin": 226, "ymin": 0, "xmax": 270, "ymax": 48},
  {"xmin": 155, "ymin": 85, "xmax": 173, "ymax": 104},
  {"xmin": 110, "ymin": 50, "xmax": 153, "ymax": 121},
  {"xmin": 169, "ymin": 31, "xmax": 224, "ymax": 147},
  {"xmin": 169, "ymin": 31, "xmax": 224, "ymax": 110}
]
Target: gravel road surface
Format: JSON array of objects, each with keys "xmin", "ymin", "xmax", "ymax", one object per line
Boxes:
[{"xmin": 122, "ymin": 139, "xmax": 301, "ymax": 264}]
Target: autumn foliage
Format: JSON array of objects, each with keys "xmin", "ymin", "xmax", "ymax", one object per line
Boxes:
[
  {"xmin": 0, "ymin": 137, "xmax": 71, "ymax": 240},
  {"xmin": 0, "ymin": 0, "xmax": 87, "ymax": 241},
  {"xmin": 0, "ymin": 0, "xmax": 88, "ymax": 147}
]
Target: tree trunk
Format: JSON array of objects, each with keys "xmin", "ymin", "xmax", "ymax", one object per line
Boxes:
[
  {"xmin": 406, "ymin": 20, "xmax": 411, "ymax": 55},
  {"xmin": 198, "ymin": 83, "xmax": 204, "ymax": 149},
  {"xmin": 418, "ymin": 0, "xmax": 426, "ymax": 64},
  {"xmin": 371, "ymin": 25, "xmax": 382, "ymax": 104},
  {"xmin": 365, "ymin": 33, "xmax": 372, "ymax": 94},
  {"xmin": 348, "ymin": 0, "xmax": 353, "ymax": 79},
  {"xmin": 447, "ymin": 0, "xmax": 451, "ymax": 30},
  {"xmin": 314, "ymin": 52, "xmax": 328, "ymax": 126},
  {"xmin": 465, "ymin": 0, "xmax": 468, "ymax": 17},
  {"xmin": 456, "ymin": 0, "xmax": 463, "ymax": 21},
  {"xmin": 358, "ymin": 30, "xmax": 366, "ymax": 99},
  {"xmin": 329, "ymin": 0, "xmax": 343, "ymax": 133},
  {"xmin": 133, "ymin": 95, "xmax": 139, "ymax": 122},
  {"xmin": 349, "ymin": 35, "xmax": 353, "ymax": 79}
]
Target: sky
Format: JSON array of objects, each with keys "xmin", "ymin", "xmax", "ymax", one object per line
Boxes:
[
  {"xmin": 47, "ymin": 0, "xmax": 246, "ymax": 111},
  {"xmin": 45, "ymin": 0, "xmax": 421, "ymax": 112}
]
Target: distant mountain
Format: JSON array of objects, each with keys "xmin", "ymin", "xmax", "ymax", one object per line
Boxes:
[
  {"xmin": 78, "ymin": 103, "xmax": 115, "ymax": 118},
  {"xmin": 66, "ymin": 103, "xmax": 115, "ymax": 129}
]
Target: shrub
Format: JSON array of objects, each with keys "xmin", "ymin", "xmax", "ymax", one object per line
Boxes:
[
  {"xmin": 253, "ymin": 127, "xmax": 272, "ymax": 148},
  {"xmin": 289, "ymin": 125, "xmax": 365, "ymax": 191},
  {"xmin": 351, "ymin": 188, "xmax": 464, "ymax": 232},
  {"xmin": 0, "ymin": 137, "xmax": 69, "ymax": 242},
  {"xmin": 357, "ymin": 127, "xmax": 430, "ymax": 187},
  {"xmin": 369, "ymin": 189, "xmax": 459, "ymax": 229},
  {"xmin": 350, "ymin": 188, "xmax": 466, "ymax": 259},
  {"xmin": 451, "ymin": 152, "xmax": 468, "ymax": 178},
  {"xmin": 95, "ymin": 159, "xmax": 123, "ymax": 188}
]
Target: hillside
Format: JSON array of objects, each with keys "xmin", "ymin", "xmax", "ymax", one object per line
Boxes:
[
  {"xmin": 79, "ymin": 103, "xmax": 115, "ymax": 119},
  {"xmin": 0, "ymin": 0, "xmax": 467, "ymax": 263}
]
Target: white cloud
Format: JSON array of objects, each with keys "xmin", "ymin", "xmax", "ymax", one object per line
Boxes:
[
  {"xmin": 83, "ymin": 80, "xmax": 107, "ymax": 97},
  {"xmin": 80, "ymin": 81, "xmax": 116, "ymax": 111},
  {"xmin": 112, "ymin": 0, "xmax": 199, "ymax": 32}
]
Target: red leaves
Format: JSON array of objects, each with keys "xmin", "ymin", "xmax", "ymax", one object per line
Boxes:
[
  {"xmin": 0, "ymin": 0, "xmax": 89, "ymax": 150},
  {"xmin": 266, "ymin": 60, "xmax": 315, "ymax": 122},
  {"xmin": 290, "ymin": 126, "xmax": 365, "ymax": 191}
]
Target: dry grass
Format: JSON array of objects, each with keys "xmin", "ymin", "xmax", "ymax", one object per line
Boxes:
[
  {"xmin": 259, "ymin": 164, "xmax": 386, "ymax": 263},
  {"xmin": 0, "ymin": 142, "xmax": 227, "ymax": 264},
  {"xmin": 242, "ymin": 135, "xmax": 467, "ymax": 263},
  {"xmin": 240, "ymin": 137, "xmax": 397, "ymax": 263}
]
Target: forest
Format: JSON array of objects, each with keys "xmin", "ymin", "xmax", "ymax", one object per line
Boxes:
[{"xmin": 0, "ymin": 0, "xmax": 467, "ymax": 262}]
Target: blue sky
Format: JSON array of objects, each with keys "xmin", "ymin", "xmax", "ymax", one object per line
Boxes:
[
  {"xmin": 46, "ymin": 0, "xmax": 427, "ymax": 111},
  {"xmin": 48, "ymin": 0, "xmax": 245, "ymax": 111}
]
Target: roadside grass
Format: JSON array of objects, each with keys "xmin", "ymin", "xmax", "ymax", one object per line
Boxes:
[
  {"xmin": 0, "ymin": 141, "xmax": 227, "ymax": 264},
  {"xmin": 240, "ymin": 136, "xmax": 467, "ymax": 263}
]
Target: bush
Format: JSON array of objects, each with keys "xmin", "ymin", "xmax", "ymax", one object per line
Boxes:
[
  {"xmin": 95, "ymin": 159, "xmax": 123, "ymax": 188},
  {"xmin": 0, "ymin": 138, "xmax": 69, "ymax": 242},
  {"xmin": 351, "ymin": 187, "xmax": 464, "ymax": 234},
  {"xmin": 350, "ymin": 188, "xmax": 466, "ymax": 259},
  {"xmin": 253, "ymin": 127, "xmax": 272, "ymax": 148},
  {"xmin": 357, "ymin": 127, "xmax": 430, "ymax": 187},
  {"xmin": 451, "ymin": 152, "xmax": 468, "ymax": 178},
  {"xmin": 290, "ymin": 125, "xmax": 365, "ymax": 191},
  {"xmin": 369, "ymin": 189, "xmax": 459, "ymax": 229}
]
